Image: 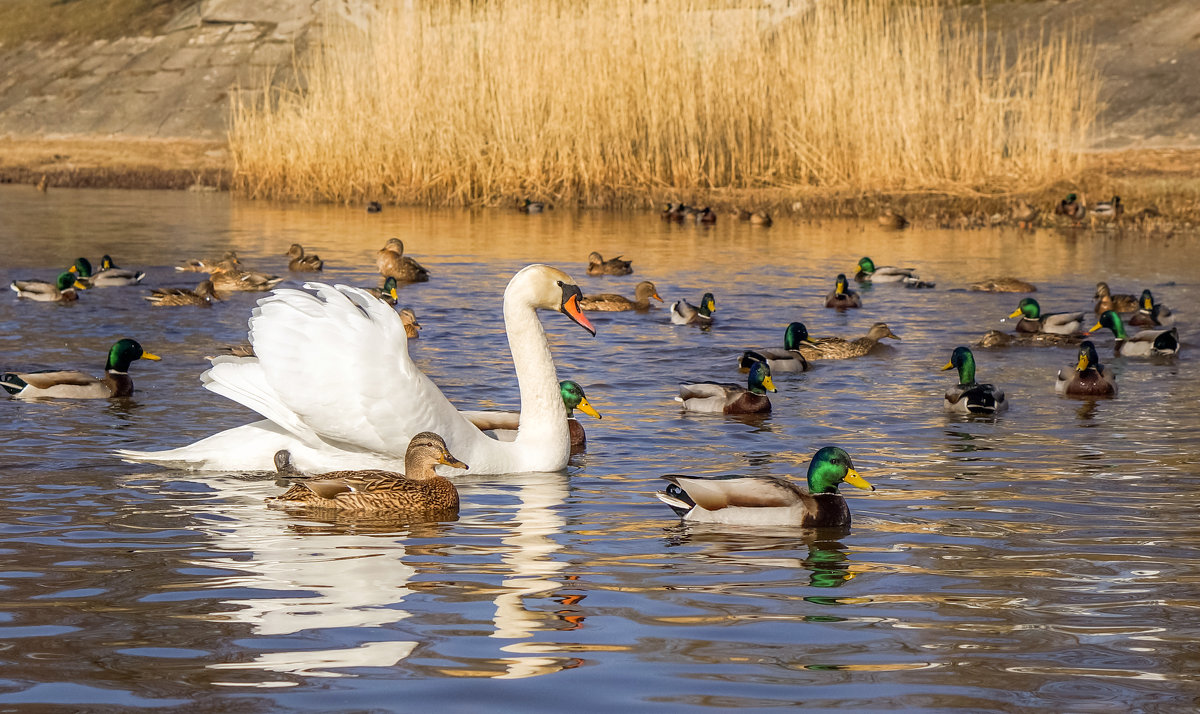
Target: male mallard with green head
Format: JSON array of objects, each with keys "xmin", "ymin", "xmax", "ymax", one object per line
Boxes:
[
  {"xmin": 519, "ymin": 199, "xmax": 544, "ymax": 213},
  {"xmin": 854, "ymin": 257, "xmax": 934, "ymax": 288},
  {"xmin": 1054, "ymin": 193, "xmax": 1085, "ymax": 221},
  {"xmin": 1008, "ymin": 298, "xmax": 1083, "ymax": 335},
  {"xmin": 269, "ymin": 431, "xmax": 466, "ymax": 515},
  {"xmin": 656, "ymin": 447, "xmax": 874, "ymax": 527},
  {"xmin": 1127, "ymin": 289, "xmax": 1174, "ymax": 328},
  {"xmin": 942, "ymin": 346, "xmax": 1007, "ymax": 414},
  {"xmin": 677, "ymin": 361, "xmax": 775, "ymax": 414},
  {"xmin": 367, "ymin": 276, "xmax": 400, "ymax": 305},
  {"xmin": 671, "ymin": 292, "xmax": 715, "ymax": 326},
  {"xmin": 824, "ymin": 274, "xmax": 862, "ymax": 308},
  {"xmin": 144, "ymin": 280, "xmax": 220, "ymax": 307},
  {"xmin": 1089, "ymin": 310, "xmax": 1179, "ymax": 357},
  {"xmin": 463, "ymin": 380, "xmax": 601, "ymax": 454},
  {"xmin": 581, "ymin": 280, "xmax": 663, "ymax": 311},
  {"xmin": 795, "ymin": 322, "xmax": 899, "ymax": 361},
  {"xmin": 1, "ymin": 339, "xmax": 160, "ymax": 399},
  {"xmin": 739, "ymin": 322, "xmax": 819, "ymax": 373},
  {"xmin": 1055, "ymin": 341, "xmax": 1117, "ymax": 397},
  {"xmin": 587, "ymin": 251, "xmax": 634, "ymax": 276},
  {"xmin": 10, "ymin": 271, "xmax": 87, "ymax": 303},
  {"xmin": 1090, "ymin": 196, "xmax": 1123, "ymax": 225}
]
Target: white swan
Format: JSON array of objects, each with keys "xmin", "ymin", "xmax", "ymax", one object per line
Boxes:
[{"xmin": 117, "ymin": 265, "xmax": 596, "ymax": 474}]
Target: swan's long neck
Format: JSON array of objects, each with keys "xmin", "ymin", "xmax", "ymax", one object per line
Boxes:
[{"xmin": 503, "ymin": 290, "xmax": 568, "ymax": 456}]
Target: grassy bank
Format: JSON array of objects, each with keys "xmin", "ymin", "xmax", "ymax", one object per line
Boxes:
[{"xmin": 230, "ymin": 0, "xmax": 1099, "ymax": 207}]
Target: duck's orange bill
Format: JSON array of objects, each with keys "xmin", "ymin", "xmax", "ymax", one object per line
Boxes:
[{"xmin": 577, "ymin": 396, "xmax": 602, "ymax": 420}]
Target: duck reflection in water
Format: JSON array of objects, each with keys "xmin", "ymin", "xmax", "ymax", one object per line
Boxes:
[{"xmin": 662, "ymin": 529, "xmax": 858, "ymax": 589}]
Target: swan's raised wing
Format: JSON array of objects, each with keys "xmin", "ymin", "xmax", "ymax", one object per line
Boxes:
[{"xmin": 204, "ymin": 283, "xmax": 485, "ymax": 457}]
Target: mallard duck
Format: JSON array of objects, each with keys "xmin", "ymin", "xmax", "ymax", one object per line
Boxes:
[
  {"xmin": 1054, "ymin": 193, "xmax": 1086, "ymax": 221},
  {"xmin": 399, "ymin": 308, "xmax": 421, "ymax": 340},
  {"xmin": 655, "ymin": 446, "xmax": 873, "ymax": 527},
  {"xmin": 10, "ymin": 272, "xmax": 86, "ymax": 302},
  {"xmin": 739, "ymin": 322, "xmax": 818, "ymax": 373},
  {"xmin": 462, "ymin": 380, "xmax": 601, "ymax": 454},
  {"xmin": 1090, "ymin": 196, "xmax": 1123, "ymax": 224},
  {"xmin": 286, "ymin": 244, "xmax": 323, "ymax": 272},
  {"xmin": 268, "ymin": 432, "xmax": 466, "ymax": 514},
  {"xmin": 1008, "ymin": 298, "xmax": 1083, "ymax": 335},
  {"xmin": 795, "ymin": 322, "xmax": 900, "ymax": 360},
  {"xmin": 1011, "ymin": 200, "xmax": 1039, "ymax": 229},
  {"xmin": 581, "ymin": 280, "xmax": 663, "ymax": 311},
  {"xmin": 692, "ymin": 207, "xmax": 717, "ymax": 224},
  {"xmin": 670, "ymin": 292, "xmax": 715, "ymax": 326},
  {"xmin": 587, "ymin": 251, "xmax": 633, "ymax": 276},
  {"xmin": 176, "ymin": 251, "xmax": 240, "ymax": 273},
  {"xmin": 1056, "ymin": 340, "xmax": 1117, "ymax": 397},
  {"xmin": 366, "ymin": 201, "xmax": 382, "ymax": 213},
  {"xmin": 144, "ymin": 280, "xmax": 219, "ymax": 307},
  {"xmin": 209, "ymin": 265, "xmax": 284, "ymax": 292},
  {"xmin": 377, "ymin": 238, "xmax": 430, "ymax": 283},
  {"xmin": 969, "ymin": 277, "xmax": 1037, "ymax": 293},
  {"xmin": 974, "ymin": 329, "xmax": 1079, "ymax": 348},
  {"xmin": 676, "ymin": 361, "xmax": 775, "ymax": 414},
  {"xmin": 942, "ymin": 346, "xmax": 1007, "ymax": 414},
  {"xmin": 824, "ymin": 274, "xmax": 862, "ymax": 309},
  {"xmin": 662, "ymin": 203, "xmax": 689, "ymax": 222},
  {"xmin": 854, "ymin": 257, "xmax": 934, "ymax": 288},
  {"xmin": 1094, "ymin": 282, "xmax": 1138, "ymax": 314},
  {"xmin": 1, "ymin": 338, "xmax": 160, "ymax": 399},
  {"xmin": 519, "ymin": 199, "xmax": 544, "ymax": 213},
  {"xmin": 1127, "ymin": 289, "xmax": 1174, "ymax": 328},
  {"xmin": 878, "ymin": 210, "xmax": 909, "ymax": 230},
  {"xmin": 750, "ymin": 211, "xmax": 772, "ymax": 226},
  {"xmin": 1089, "ymin": 310, "xmax": 1179, "ymax": 357},
  {"xmin": 213, "ymin": 343, "xmax": 255, "ymax": 358},
  {"xmin": 366, "ymin": 276, "xmax": 399, "ymax": 305},
  {"xmin": 91, "ymin": 255, "xmax": 146, "ymax": 286}
]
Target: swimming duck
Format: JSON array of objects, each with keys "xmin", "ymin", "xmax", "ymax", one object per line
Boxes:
[
  {"xmin": 519, "ymin": 199, "xmax": 544, "ymax": 213},
  {"xmin": 795, "ymin": 322, "xmax": 900, "ymax": 360},
  {"xmin": 662, "ymin": 203, "xmax": 689, "ymax": 222},
  {"xmin": 676, "ymin": 361, "xmax": 775, "ymax": 414},
  {"xmin": 670, "ymin": 292, "xmax": 715, "ymax": 326},
  {"xmin": 462, "ymin": 380, "xmax": 601, "ymax": 454},
  {"xmin": 691, "ymin": 207, "xmax": 717, "ymax": 224},
  {"xmin": 1056, "ymin": 340, "xmax": 1117, "ymax": 397},
  {"xmin": 176, "ymin": 251, "xmax": 240, "ymax": 273},
  {"xmin": 655, "ymin": 446, "xmax": 873, "ymax": 527},
  {"xmin": 974, "ymin": 329, "xmax": 1079, "ymax": 348},
  {"xmin": 969, "ymin": 277, "xmax": 1037, "ymax": 293},
  {"xmin": 750, "ymin": 211, "xmax": 772, "ymax": 226},
  {"xmin": 878, "ymin": 210, "xmax": 909, "ymax": 230},
  {"xmin": 377, "ymin": 238, "xmax": 430, "ymax": 283},
  {"xmin": 1090, "ymin": 196, "xmax": 1123, "ymax": 224},
  {"xmin": 1054, "ymin": 193, "xmax": 1086, "ymax": 222},
  {"xmin": 1008, "ymin": 298, "xmax": 1083, "ymax": 335},
  {"xmin": 399, "ymin": 308, "xmax": 421, "ymax": 340},
  {"xmin": 366, "ymin": 201, "xmax": 383, "ymax": 213},
  {"xmin": 1127, "ymin": 290, "xmax": 1174, "ymax": 328},
  {"xmin": 268, "ymin": 432, "xmax": 466, "ymax": 514},
  {"xmin": 824, "ymin": 274, "xmax": 862, "ymax": 308},
  {"xmin": 144, "ymin": 280, "xmax": 219, "ymax": 307},
  {"xmin": 209, "ymin": 265, "xmax": 284, "ymax": 293},
  {"xmin": 10, "ymin": 272, "xmax": 86, "ymax": 303},
  {"xmin": 586, "ymin": 251, "xmax": 633, "ymax": 276},
  {"xmin": 366, "ymin": 276, "xmax": 399, "ymax": 305},
  {"xmin": 1, "ymin": 338, "xmax": 160, "ymax": 399},
  {"xmin": 854, "ymin": 257, "xmax": 934, "ymax": 288},
  {"xmin": 71, "ymin": 256, "xmax": 145, "ymax": 287},
  {"xmin": 1089, "ymin": 310, "xmax": 1179, "ymax": 357},
  {"xmin": 942, "ymin": 346, "xmax": 1007, "ymax": 414},
  {"xmin": 581, "ymin": 280, "xmax": 663, "ymax": 311},
  {"xmin": 739, "ymin": 322, "xmax": 819, "ymax": 373},
  {"xmin": 286, "ymin": 244, "xmax": 323, "ymax": 272},
  {"xmin": 1093, "ymin": 282, "xmax": 1137, "ymax": 314}
]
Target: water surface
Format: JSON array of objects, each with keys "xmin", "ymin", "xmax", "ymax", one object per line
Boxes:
[{"xmin": 1, "ymin": 186, "xmax": 1198, "ymax": 711}]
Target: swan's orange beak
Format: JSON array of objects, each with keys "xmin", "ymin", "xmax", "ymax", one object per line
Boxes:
[{"xmin": 561, "ymin": 289, "xmax": 595, "ymax": 336}]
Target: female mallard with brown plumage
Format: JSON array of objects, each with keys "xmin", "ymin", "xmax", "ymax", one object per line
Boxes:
[
  {"xmin": 399, "ymin": 308, "xmax": 421, "ymax": 339},
  {"xmin": 377, "ymin": 238, "xmax": 430, "ymax": 283},
  {"xmin": 1, "ymin": 338, "xmax": 160, "ymax": 399},
  {"xmin": 10, "ymin": 272, "xmax": 86, "ymax": 303},
  {"xmin": 824, "ymin": 274, "xmax": 862, "ymax": 308},
  {"xmin": 580, "ymin": 280, "xmax": 663, "ymax": 311},
  {"xmin": 1093, "ymin": 282, "xmax": 1138, "ymax": 314},
  {"xmin": 586, "ymin": 251, "xmax": 633, "ymax": 276},
  {"xmin": 1089, "ymin": 310, "xmax": 1179, "ymax": 357},
  {"xmin": 677, "ymin": 361, "xmax": 775, "ymax": 414},
  {"xmin": 739, "ymin": 322, "xmax": 819, "ymax": 373},
  {"xmin": 794, "ymin": 322, "xmax": 900, "ymax": 361},
  {"xmin": 969, "ymin": 277, "xmax": 1036, "ymax": 293},
  {"xmin": 268, "ymin": 432, "xmax": 467, "ymax": 515},
  {"xmin": 877, "ymin": 210, "xmax": 909, "ymax": 230},
  {"xmin": 177, "ymin": 251, "xmax": 240, "ymax": 273},
  {"xmin": 144, "ymin": 280, "xmax": 219, "ymax": 307},
  {"xmin": 1055, "ymin": 341, "xmax": 1117, "ymax": 397},
  {"xmin": 656, "ymin": 447, "xmax": 873, "ymax": 527},
  {"xmin": 209, "ymin": 264, "xmax": 284, "ymax": 293},
  {"xmin": 1008, "ymin": 298, "xmax": 1083, "ymax": 335},
  {"xmin": 1127, "ymin": 289, "xmax": 1174, "ymax": 328},
  {"xmin": 286, "ymin": 243, "xmax": 323, "ymax": 272},
  {"xmin": 942, "ymin": 346, "xmax": 1007, "ymax": 414}
]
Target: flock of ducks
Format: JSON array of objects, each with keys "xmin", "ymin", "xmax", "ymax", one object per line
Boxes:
[{"xmin": 3, "ymin": 207, "xmax": 1184, "ymax": 529}]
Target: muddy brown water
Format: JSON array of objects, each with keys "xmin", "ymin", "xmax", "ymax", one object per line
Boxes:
[{"xmin": 0, "ymin": 186, "xmax": 1198, "ymax": 711}]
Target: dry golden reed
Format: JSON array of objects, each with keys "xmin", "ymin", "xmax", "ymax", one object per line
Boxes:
[{"xmin": 230, "ymin": 0, "xmax": 1099, "ymax": 206}]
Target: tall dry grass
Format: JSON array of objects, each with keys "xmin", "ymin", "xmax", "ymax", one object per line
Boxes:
[{"xmin": 230, "ymin": 0, "xmax": 1099, "ymax": 206}]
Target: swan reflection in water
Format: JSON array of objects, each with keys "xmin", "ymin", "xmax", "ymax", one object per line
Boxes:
[{"xmin": 136, "ymin": 471, "xmax": 582, "ymax": 682}]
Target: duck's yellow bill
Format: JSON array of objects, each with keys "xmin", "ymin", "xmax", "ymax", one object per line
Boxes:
[
  {"xmin": 1007, "ymin": 308, "xmax": 1023, "ymax": 318},
  {"xmin": 440, "ymin": 452, "xmax": 469, "ymax": 470},
  {"xmin": 843, "ymin": 468, "xmax": 874, "ymax": 491},
  {"xmin": 941, "ymin": 361, "xmax": 954, "ymax": 371},
  {"xmin": 73, "ymin": 280, "xmax": 89, "ymax": 290},
  {"xmin": 1088, "ymin": 322, "xmax": 1102, "ymax": 333},
  {"xmin": 141, "ymin": 352, "xmax": 162, "ymax": 361},
  {"xmin": 1076, "ymin": 353, "xmax": 1089, "ymax": 371},
  {"xmin": 577, "ymin": 396, "xmax": 602, "ymax": 420},
  {"xmin": 762, "ymin": 375, "xmax": 777, "ymax": 393},
  {"xmin": 1143, "ymin": 297, "xmax": 1152, "ymax": 310}
]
